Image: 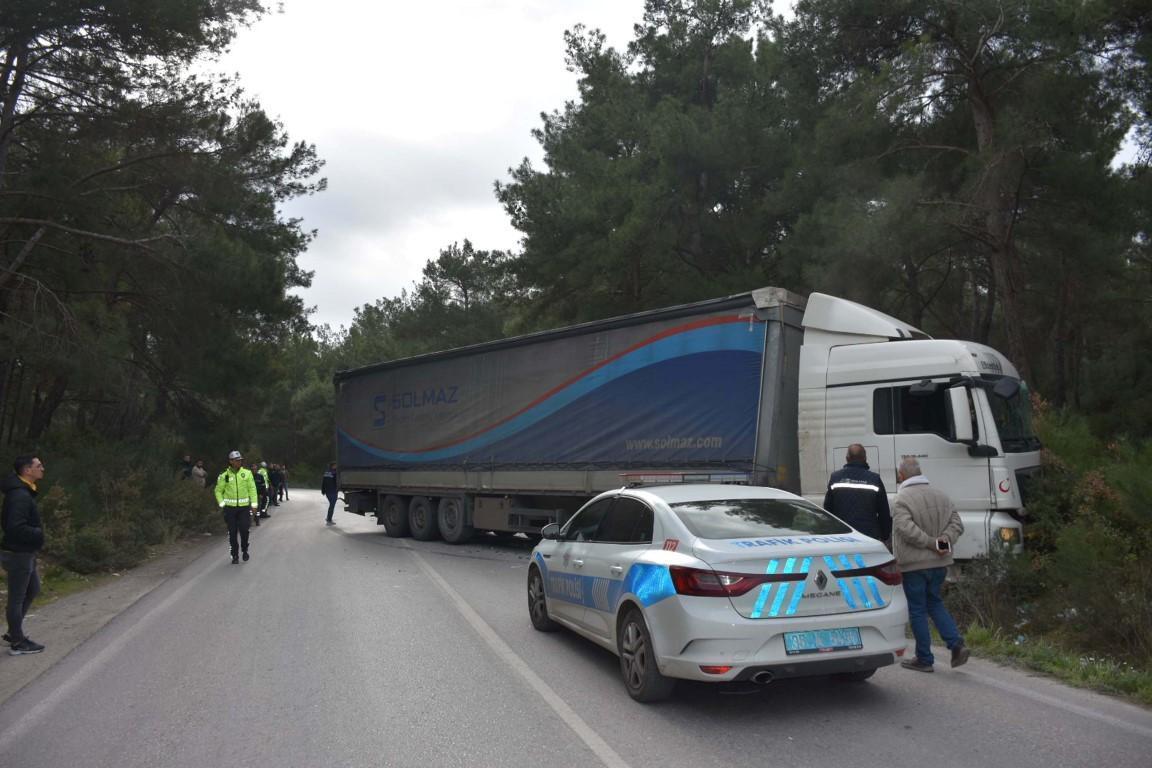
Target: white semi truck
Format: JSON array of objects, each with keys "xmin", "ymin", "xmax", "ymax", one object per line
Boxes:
[{"xmin": 335, "ymin": 287, "xmax": 1039, "ymax": 558}]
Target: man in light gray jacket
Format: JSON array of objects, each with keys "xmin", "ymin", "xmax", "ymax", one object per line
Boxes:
[{"xmin": 891, "ymin": 457, "xmax": 970, "ymax": 672}]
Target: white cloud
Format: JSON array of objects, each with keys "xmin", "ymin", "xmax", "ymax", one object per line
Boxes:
[{"xmin": 219, "ymin": 0, "xmax": 646, "ymax": 329}]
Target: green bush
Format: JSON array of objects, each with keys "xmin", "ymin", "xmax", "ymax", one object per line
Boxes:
[
  {"xmin": 952, "ymin": 406, "xmax": 1152, "ymax": 671},
  {"xmin": 26, "ymin": 433, "xmax": 222, "ymax": 574}
]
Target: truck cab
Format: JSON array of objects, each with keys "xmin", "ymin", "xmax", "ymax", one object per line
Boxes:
[{"xmin": 796, "ymin": 294, "xmax": 1040, "ymax": 559}]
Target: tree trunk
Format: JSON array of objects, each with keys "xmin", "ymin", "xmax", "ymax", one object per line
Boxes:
[
  {"xmin": 26, "ymin": 374, "xmax": 67, "ymax": 441},
  {"xmin": 967, "ymin": 86, "xmax": 1032, "ymax": 382}
]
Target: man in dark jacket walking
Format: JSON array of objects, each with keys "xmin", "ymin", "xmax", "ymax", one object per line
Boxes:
[
  {"xmin": 1, "ymin": 455, "xmax": 46, "ymax": 655},
  {"xmin": 321, "ymin": 463, "xmax": 339, "ymax": 526},
  {"xmin": 822, "ymin": 444, "xmax": 892, "ymax": 544}
]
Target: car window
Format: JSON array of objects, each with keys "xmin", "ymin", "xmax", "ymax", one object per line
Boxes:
[
  {"xmin": 563, "ymin": 498, "xmax": 613, "ymax": 542},
  {"xmin": 670, "ymin": 498, "xmax": 852, "ymax": 539},
  {"xmin": 594, "ymin": 497, "xmax": 653, "ymax": 544}
]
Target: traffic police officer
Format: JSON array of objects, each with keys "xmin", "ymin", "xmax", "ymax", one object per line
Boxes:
[
  {"xmin": 215, "ymin": 450, "xmax": 258, "ymax": 564},
  {"xmin": 823, "ymin": 444, "xmax": 892, "ymax": 544}
]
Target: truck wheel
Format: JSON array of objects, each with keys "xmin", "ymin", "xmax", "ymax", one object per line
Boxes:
[
  {"xmin": 408, "ymin": 496, "xmax": 439, "ymax": 541},
  {"xmin": 617, "ymin": 608, "xmax": 675, "ymax": 703},
  {"xmin": 381, "ymin": 495, "xmax": 410, "ymax": 538},
  {"xmin": 527, "ymin": 567, "xmax": 559, "ymax": 632},
  {"xmin": 437, "ymin": 497, "xmax": 474, "ymax": 544}
]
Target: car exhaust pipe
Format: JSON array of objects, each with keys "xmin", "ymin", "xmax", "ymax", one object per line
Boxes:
[{"xmin": 751, "ymin": 671, "xmax": 774, "ymax": 685}]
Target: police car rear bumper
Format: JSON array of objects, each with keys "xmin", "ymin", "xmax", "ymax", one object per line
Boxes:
[
  {"xmin": 644, "ymin": 596, "xmax": 907, "ymax": 682},
  {"xmin": 732, "ymin": 652, "xmax": 895, "ymax": 682}
]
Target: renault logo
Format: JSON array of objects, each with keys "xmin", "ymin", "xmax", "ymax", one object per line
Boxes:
[{"xmin": 815, "ymin": 570, "xmax": 829, "ymax": 591}]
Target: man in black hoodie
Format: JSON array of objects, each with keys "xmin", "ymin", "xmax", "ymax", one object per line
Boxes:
[
  {"xmin": 822, "ymin": 444, "xmax": 892, "ymax": 545},
  {"xmin": 1, "ymin": 454, "xmax": 46, "ymax": 655}
]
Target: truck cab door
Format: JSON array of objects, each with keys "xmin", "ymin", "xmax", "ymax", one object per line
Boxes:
[{"xmin": 887, "ymin": 383, "xmax": 993, "ymax": 514}]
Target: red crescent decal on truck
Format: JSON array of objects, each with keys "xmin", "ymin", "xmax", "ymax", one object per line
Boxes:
[{"xmin": 998, "ymin": 479, "xmax": 1011, "ymax": 493}]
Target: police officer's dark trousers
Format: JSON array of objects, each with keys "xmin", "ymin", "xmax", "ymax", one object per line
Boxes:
[{"xmin": 222, "ymin": 506, "xmax": 251, "ymax": 557}]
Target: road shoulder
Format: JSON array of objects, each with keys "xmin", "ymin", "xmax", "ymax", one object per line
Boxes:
[{"xmin": 0, "ymin": 534, "xmax": 218, "ymax": 705}]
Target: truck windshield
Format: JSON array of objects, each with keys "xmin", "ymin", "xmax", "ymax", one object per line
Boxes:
[
  {"xmin": 987, "ymin": 379, "xmax": 1041, "ymax": 452},
  {"xmin": 670, "ymin": 498, "xmax": 852, "ymax": 539}
]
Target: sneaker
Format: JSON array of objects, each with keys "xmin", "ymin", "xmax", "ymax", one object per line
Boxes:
[
  {"xmin": 9, "ymin": 638, "xmax": 45, "ymax": 655},
  {"xmin": 325, "ymin": 520, "xmax": 335, "ymax": 526},
  {"xmin": 231, "ymin": 555, "xmax": 239, "ymax": 564},
  {"xmin": 951, "ymin": 644, "xmax": 971, "ymax": 668},
  {"xmin": 242, "ymin": 551, "xmax": 250, "ymax": 562},
  {"xmin": 900, "ymin": 658, "xmax": 934, "ymax": 673}
]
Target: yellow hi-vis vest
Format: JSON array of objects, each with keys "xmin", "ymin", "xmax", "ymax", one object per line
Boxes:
[{"xmin": 215, "ymin": 467, "xmax": 259, "ymax": 509}]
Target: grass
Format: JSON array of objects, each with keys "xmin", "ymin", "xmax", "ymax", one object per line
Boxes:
[
  {"xmin": 36, "ymin": 561, "xmax": 116, "ymax": 605},
  {"xmin": 965, "ymin": 624, "xmax": 1152, "ymax": 707}
]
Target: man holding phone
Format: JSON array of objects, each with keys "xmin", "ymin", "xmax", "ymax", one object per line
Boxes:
[{"xmin": 891, "ymin": 456, "xmax": 969, "ymax": 673}]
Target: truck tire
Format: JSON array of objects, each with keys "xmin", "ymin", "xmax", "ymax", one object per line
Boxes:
[
  {"xmin": 408, "ymin": 496, "xmax": 439, "ymax": 541},
  {"xmin": 381, "ymin": 495, "xmax": 410, "ymax": 538},
  {"xmin": 617, "ymin": 608, "xmax": 675, "ymax": 703},
  {"xmin": 437, "ymin": 496, "xmax": 474, "ymax": 544}
]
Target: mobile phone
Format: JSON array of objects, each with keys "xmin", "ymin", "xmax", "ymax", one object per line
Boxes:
[{"xmin": 937, "ymin": 539, "xmax": 951, "ymax": 552}]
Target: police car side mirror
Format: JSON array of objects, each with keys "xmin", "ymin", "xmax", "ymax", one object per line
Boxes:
[{"xmin": 540, "ymin": 523, "xmax": 561, "ymax": 540}]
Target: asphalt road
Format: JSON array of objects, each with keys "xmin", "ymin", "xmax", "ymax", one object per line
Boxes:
[{"xmin": 1, "ymin": 496, "xmax": 1149, "ymax": 768}]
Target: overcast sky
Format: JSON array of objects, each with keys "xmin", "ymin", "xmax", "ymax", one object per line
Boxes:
[{"xmin": 218, "ymin": 1, "xmax": 649, "ymax": 330}]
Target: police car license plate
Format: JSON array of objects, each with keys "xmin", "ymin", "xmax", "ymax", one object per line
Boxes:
[{"xmin": 783, "ymin": 627, "xmax": 863, "ymax": 655}]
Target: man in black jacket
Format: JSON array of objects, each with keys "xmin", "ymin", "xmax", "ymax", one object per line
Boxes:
[
  {"xmin": 822, "ymin": 444, "xmax": 892, "ymax": 544},
  {"xmin": 321, "ymin": 463, "xmax": 339, "ymax": 526},
  {"xmin": 1, "ymin": 454, "xmax": 46, "ymax": 655}
]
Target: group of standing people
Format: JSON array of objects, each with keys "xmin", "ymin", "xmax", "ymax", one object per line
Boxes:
[{"xmin": 823, "ymin": 444, "xmax": 969, "ymax": 674}]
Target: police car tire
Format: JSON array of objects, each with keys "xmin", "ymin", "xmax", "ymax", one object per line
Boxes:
[
  {"xmin": 617, "ymin": 609, "xmax": 675, "ymax": 703},
  {"xmin": 527, "ymin": 567, "xmax": 559, "ymax": 632},
  {"xmin": 381, "ymin": 495, "xmax": 410, "ymax": 538},
  {"xmin": 408, "ymin": 496, "xmax": 440, "ymax": 541}
]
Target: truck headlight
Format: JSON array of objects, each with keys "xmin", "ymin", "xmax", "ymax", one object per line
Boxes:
[{"xmin": 997, "ymin": 527, "xmax": 1021, "ymax": 544}]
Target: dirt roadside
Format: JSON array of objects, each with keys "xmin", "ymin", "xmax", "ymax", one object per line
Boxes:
[{"xmin": 0, "ymin": 533, "xmax": 219, "ymax": 705}]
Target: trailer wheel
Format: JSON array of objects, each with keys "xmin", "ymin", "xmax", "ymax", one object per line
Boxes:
[
  {"xmin": 381, "ymin": 495, "xmax": 410, "ymax": 538},
  {"xmin": 437, "ymin": 497, "xmax": 473, "ymax": 544},
  {"xmin": 408, "ymin": 496, "xmax": 440, "ymax": 541}
]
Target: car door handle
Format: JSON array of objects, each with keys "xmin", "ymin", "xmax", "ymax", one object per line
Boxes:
[
  {"xmin": 609, "ymin": 565, "xmax": 624, "ymax": 575},
  {"xmin": 572, "ymin": 559, "xmax": 584, "ymax": 568}
]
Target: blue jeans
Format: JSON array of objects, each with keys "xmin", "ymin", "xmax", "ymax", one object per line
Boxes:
[
  {"xmin": 325, "ymin": 493, "xmax": 338, "ymax": 522},
  {"xmin": 901, "ymin": 567, "xmax": 963, "ymax": 666}
]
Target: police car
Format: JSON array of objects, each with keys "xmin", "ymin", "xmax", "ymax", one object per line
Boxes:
[{"xmin": 527, "ymin": 482, "xmax": 908, "ymax": 702}]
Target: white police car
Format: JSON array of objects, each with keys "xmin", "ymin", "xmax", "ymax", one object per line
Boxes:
[{"xmin": 527, "ymin": 483, "xmax": 908, "ymax": 702}]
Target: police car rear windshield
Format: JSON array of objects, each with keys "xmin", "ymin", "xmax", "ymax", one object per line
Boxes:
[{"xmin": 670, "ymin": 499, "xmax": 852, "ymax": 540}]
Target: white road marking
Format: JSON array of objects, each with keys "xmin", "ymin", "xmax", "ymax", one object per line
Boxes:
[
  {"xmin": 961, "ymin": 667, "xmax": 1152, "ymax": 740},
  {"xmin": 411, "ymin": 550, "xmax": 632, "ymax": 768}
]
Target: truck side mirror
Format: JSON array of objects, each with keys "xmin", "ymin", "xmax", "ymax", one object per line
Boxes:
[
  {"xmin": 948, "ymin": 386, "xmax": 975, "ymax": 443},
  {"xmin": 992, "ymin": 377, "xmax": 1020, "ymax": 399},
  {"xmin": 540, "ymin": 523, "xmax": 561, "ymax": 540}
]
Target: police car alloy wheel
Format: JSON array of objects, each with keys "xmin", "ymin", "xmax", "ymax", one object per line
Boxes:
[
  {"xmin": 527, "ymin": 568, "xmax": 559, "ymax": 632},
  {"xmin": 618, "ymin": 609, "xmax": 675, "ymax": 702}
]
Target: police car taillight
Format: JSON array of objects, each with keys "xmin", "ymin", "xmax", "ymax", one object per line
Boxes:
[
  {"xmin": 867, "ymin": 560, "xmax": 903, "ymax": 586},
  {"xmin": 829, "ymin": 558, "xmax": 903, "ymax": 585},
  {"xmin": 669, "ymin": 566, "xmax": 789, "ymax": 597},
  {"xmin": 670, "ymin": 566, "xmax": 758, "ymax": 596}
]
